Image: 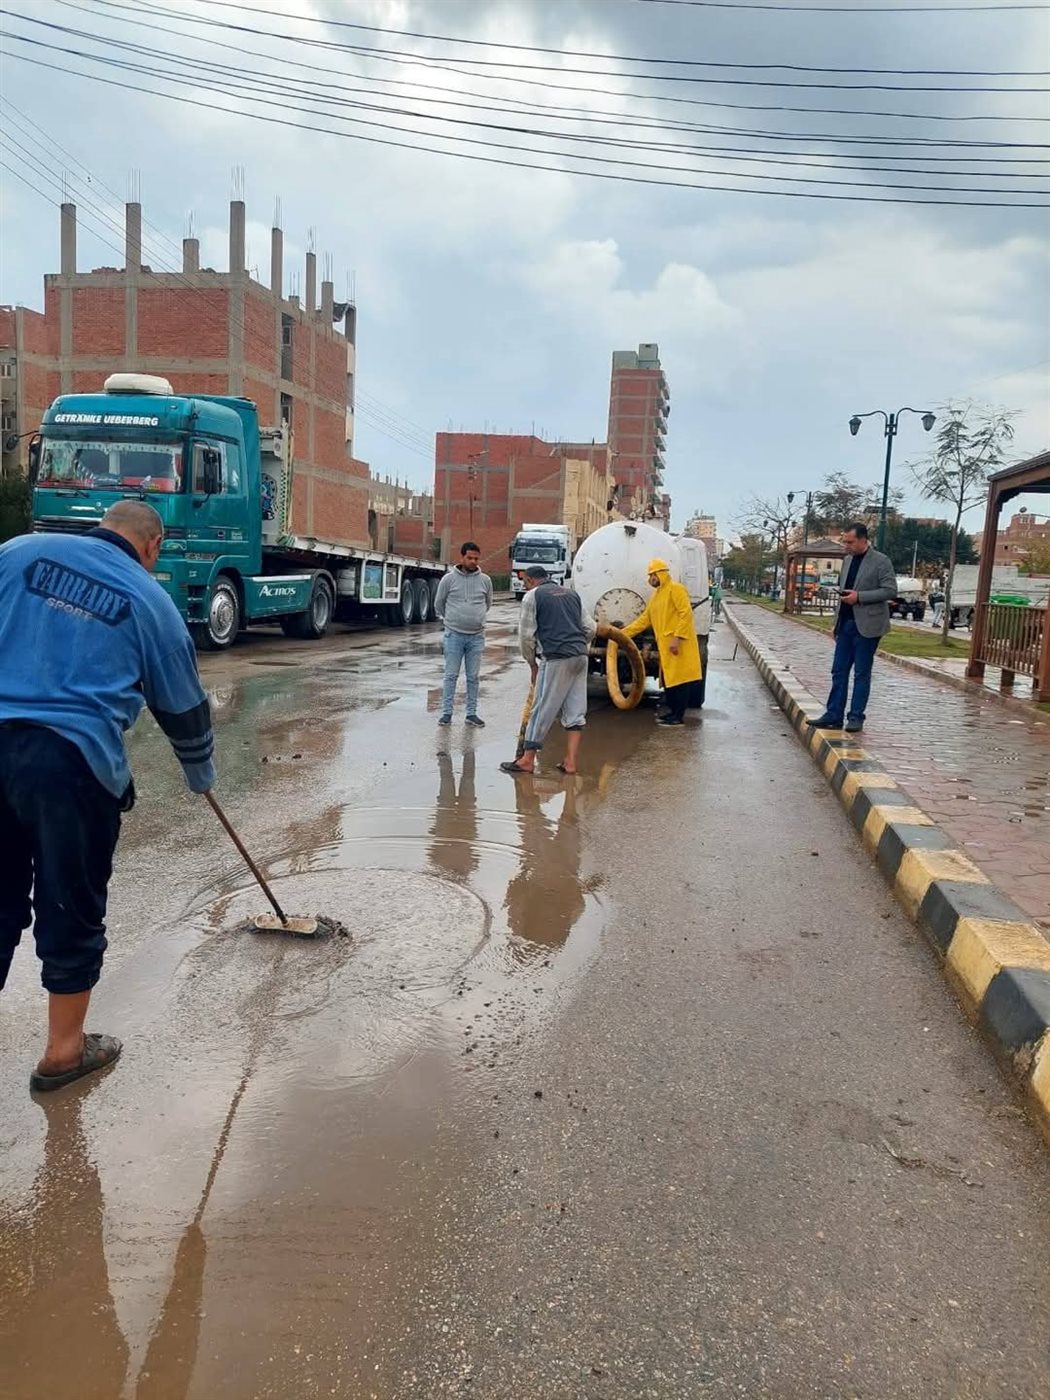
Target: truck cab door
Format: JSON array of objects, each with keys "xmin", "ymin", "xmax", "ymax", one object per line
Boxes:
[{"xmin": 189, "ymin": 438, "xmax": 253, "ymax": 573}]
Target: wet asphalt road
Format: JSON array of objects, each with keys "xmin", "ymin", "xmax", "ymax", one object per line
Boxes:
[{"xmin": 1, "ymin": 605, "xmax": 1048, "ymax": 1400}]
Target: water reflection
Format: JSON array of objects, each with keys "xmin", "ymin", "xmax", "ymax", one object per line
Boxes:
[
  {"xmin": 504, "ymin": 778, "xmax": 585, "ymax": 961},
  {"xmin": 429, "ymin": 750, "xmax": 478, "ymax": 880},
  {"xmin": 0, "ymin": 1095, "xmax": 129, "ymax": 1400}
]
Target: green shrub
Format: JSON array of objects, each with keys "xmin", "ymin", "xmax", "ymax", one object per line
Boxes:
[
  {"xmin": 489, "ymin": 573, "xmax": 511, "ymax": 591},
  {"xmin": 0, "ymin": 474, "xmax": 31, "ymax": 543}
]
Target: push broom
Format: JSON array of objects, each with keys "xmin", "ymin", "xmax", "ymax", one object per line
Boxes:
[{"xmin": 204, "ymin": 791, "xmax": 321, "ymax": 937}]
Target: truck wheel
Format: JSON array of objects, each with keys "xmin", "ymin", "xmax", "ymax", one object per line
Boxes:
[
  {"xmin": 280, "ymin": 576, "xmax": 334, "ymax": 640},
  {"xmin": 398, "ymin": 578, "xmax": 416, "ymax": 625},
  {"xmin": 413, "ymin": 578, "xmax": 432, "ymax": 624},
  {"xmin": 196, "ymin": 577, "xmax": 240, "ymax": 650}
]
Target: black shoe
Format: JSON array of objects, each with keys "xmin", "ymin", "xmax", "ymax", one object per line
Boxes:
[
  {"xmin": 807, "ymin": 714, "xmax": 843, "ymax": 729},
  {"xmin": 656, "ymin": 715, "xmax": 684, "ymax": 727},
  {"xmin": 845, "ymin": 717, "xmax": 864, "ymax": 733},
  {"xmin": 465, "ymin": 714, "xmax": 485, "ymax": 728},
  {"xmin": 437, "ymin": 714, "xmax": 452, "ymax": 726}
]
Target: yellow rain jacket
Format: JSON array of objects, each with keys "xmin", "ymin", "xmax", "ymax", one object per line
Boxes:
[{"xmin": 624, "ymin": 559, "xmax": 702, "ymax": 689}]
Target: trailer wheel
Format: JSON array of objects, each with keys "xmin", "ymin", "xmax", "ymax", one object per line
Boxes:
[
  {"xmin": 413, "ymin": 578, "xmax": 432, "ymax": 624},
  {"xmin": 195, "ymin": 576, "xmax": 240, "ymax": 650},
  {"xmin": 280, "ymin": 575, "xmax": 334, "ymax": 640},
  {"xmin": 387, "ymin": 578, "xmax": 415, "ymax": 627}
]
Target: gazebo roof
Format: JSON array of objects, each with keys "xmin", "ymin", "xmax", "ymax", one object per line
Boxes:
[
  {"xmin": 987, "ymin": 449, "xmax": 1050, "ymax": 499},
  {"xmin": 787, "ymin": 535, "xmax": 845, "ymax": 558}
]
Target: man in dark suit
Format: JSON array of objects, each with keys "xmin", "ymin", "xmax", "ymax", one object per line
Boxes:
[{"xmin": 808, "ymin": 522, "xmax": 897, "ymax": 734}]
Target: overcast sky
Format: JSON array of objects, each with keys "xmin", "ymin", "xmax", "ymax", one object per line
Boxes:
[{"xmin": 2, "ymin": 0, "xmax": 1048, "ymax": 534}]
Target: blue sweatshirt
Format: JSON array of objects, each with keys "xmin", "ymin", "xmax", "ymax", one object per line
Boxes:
[{"xmin": 0, "ymin": 528, "xmax": 216, "ymax": 798}]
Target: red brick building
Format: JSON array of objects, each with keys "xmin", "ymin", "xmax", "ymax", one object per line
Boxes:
[
  {"xmin": 433, "ymin": 433, "xmax": 613, "ymax": 574},
  {"xmin": 607, "ymin": 343, "xmax": 670, "ymax": 527},
  {"xmin": 1, "ymin": 200, "xmax": 369, "ymax": 547},
  {"xmin": 977, "ymin": 511, "xmax": 1050, "ymax": 567}
]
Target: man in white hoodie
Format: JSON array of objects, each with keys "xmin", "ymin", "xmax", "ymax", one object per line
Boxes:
[{"xmin": 434, "ymin": 541, "xmax": 493, "ymax": 727}]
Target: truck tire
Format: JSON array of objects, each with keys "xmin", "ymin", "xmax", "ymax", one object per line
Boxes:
[
  {"xmin": 195, "ymin": 576, "xmax": 240, "ymax": 650},
  {"xmin": 413, "ymin": 578, "xmax": 432, "ymax": 624},
  {"xmin": 386, "ymin": 578, "xmax": 415, "ymax": 627},
  {"xmin": 280, "ymin": 576, "xmax": 334, "ymax": 640}
]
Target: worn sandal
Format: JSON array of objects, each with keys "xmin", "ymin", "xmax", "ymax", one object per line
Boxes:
[{"xmin": 30, "ymin": 1033, "xmax": 123, "ymax": 1093}]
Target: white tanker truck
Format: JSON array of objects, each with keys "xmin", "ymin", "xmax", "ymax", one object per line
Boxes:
[{"xmin": 572, "ymin": 521, "xmax": 711, "ymax": 710}]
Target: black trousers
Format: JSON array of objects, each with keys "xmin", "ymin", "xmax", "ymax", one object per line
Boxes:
[
  {"xmin": 663, "ymin": 682, "xmax": 691, "ymax": 721},
  {"xmin": 0, "ymin": 724, "xmax": 122, "ymax": 995}
]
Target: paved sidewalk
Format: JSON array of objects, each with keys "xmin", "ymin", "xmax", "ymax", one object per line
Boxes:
[{"xmin": 727, "ymin": 603, "xmax": 1050, "ymax": 932}]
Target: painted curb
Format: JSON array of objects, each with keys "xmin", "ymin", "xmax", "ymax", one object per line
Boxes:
[{"xmin": 725, "ymin": 602, "xmax": 1050, "ymax": 1144}]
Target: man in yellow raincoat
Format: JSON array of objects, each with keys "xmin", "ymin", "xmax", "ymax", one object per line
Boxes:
[{"xmin": 623, "ymin": 559, "xmax": 702, "ymax": 727}]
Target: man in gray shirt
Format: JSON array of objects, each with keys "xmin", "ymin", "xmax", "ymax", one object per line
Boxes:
[{"xmin": 434, "ymin": 541, "xmax": 493, "ymax": 727}]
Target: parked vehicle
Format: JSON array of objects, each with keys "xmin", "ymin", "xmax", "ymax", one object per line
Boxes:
[
  {"xmin": 571, "ymin": 520, "xmax": 710, "ymax": 708},
  {"xmin": 29, "ymin": 374, "xmax": 446, "ymax": 648},
  {"xmin": 509, "ymin": 523, "xmax": 572, "ymax": 597},
  {"xmin": 889, "ymin": 575, "xmax": 926, "ymax": 622},
  {"xmin": 945, "ymin": 563, "xmax": 1049, "ymax": 629}
]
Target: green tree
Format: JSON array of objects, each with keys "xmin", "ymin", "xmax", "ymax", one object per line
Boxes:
[
  {"xmin": 911, "ymin": 401, "xmax": 1016, "ymax": 642},
  {"xmin": 724, "ymin": 532, "xmax": 771, "ymax": 593},
  {"xmin": 882, "ymin": 517, "xmax": 977, "ymax": 574},
  {"xmin": 810, "ymin": 471, "xmax": 904, "ymax": 535},
  {"xmin": 1017, "ymin": 537, "xmax": 1050, "ymax": 577}
]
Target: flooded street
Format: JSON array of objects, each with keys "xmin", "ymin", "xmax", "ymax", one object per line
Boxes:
[{"xmin": 2, "ymin": 605, "xmax": 1048, "ymax": 1400}]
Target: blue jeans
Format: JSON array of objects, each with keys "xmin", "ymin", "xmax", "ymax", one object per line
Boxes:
[
  {"xmin": 0, "ymin": 723, "xmax": 123, "ymax": 995},
  {"xmin": 442, "ymin": 629, "xmax": 484, "ymax": 716},
  {"xmin": 826, "ymin": 618, "xmax": 880, "ymax": 723}
]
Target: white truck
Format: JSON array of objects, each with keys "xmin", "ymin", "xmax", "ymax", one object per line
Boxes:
[
  {"xmin": 510, "ymin": 523, "xmax": 573, "ymax": 598},
  {"xmin": 945, "ymin": 563, "xmax": 1049, "ymax": 629},
  {"xmin": 572, "ymin": 520, "xmax": 711, "ymax": 708}
]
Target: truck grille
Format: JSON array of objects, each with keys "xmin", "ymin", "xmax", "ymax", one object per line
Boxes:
[{"xmin": 34, "ymin": 516, "xmax": 101, "ymax": 534}]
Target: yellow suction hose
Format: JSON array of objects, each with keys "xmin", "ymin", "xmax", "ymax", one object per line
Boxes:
[{"xmin": 601, "ymin": 626, "xmax": 647, "ymax": 710}]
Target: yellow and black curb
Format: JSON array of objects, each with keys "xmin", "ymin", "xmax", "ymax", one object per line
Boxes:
[{"xmin": 725, "ymin": 604, "xmax": 1050, "ymax": 1142}]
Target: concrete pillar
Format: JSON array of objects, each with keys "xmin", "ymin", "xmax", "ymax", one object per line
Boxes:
[
  {"xmin": 125, "ymin": 202, "xmax": 142, "ymax": 273},
  {"xmin": 124, "ymin": 202, "xmax": 141, "ymax": 367},
  {"xmin": 229, "ymin": 199, "xmax": 246, "ymax": 275},
  {"xmin": 270, "ymin": 226, "xmax": 283, "ymax": 297},
  {"xmin": 305, "ymin": 251, "xmax": 316, "ymax": 315},
  {"xmin": 60, "ymin": 202, "xmax": 77, "ymax": 276},
  {"xmin": 183, "ymin": 237, "xmax": 200, "ymax": 273},
  {"xmin": 320, "ymin": 278, "xmax": 333, "ymax": 323}
]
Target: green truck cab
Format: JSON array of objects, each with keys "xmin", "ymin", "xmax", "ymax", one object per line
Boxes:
[{"xmin": 30, "ymin": 374, "xmax": 444, "ymax": 648}]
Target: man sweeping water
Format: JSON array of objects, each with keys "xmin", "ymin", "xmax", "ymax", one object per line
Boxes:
[{"xmin": 0, "ymin": 500, "xmax": 216, "ymax": 1091}]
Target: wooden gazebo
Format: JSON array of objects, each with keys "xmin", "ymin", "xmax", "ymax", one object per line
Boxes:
[
  {"xmin": 967, "ymin": 450, "xmax": 1050, "ymax": 701},
  {"xmin": 784, "ymin": 536, "xmax": 846, "ymax": 615}
]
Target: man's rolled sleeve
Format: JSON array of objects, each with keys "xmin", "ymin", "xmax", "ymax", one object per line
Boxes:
[{"xmin": 519, "ymin": 589, "xmax": 539, "ymax": 664}]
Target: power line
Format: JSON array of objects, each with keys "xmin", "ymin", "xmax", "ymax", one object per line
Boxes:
[
  {"xmin": 628, "ymin": 0, "xmax": 1045, "ymax": 11},
  {"xmin": 69, "ymin": 0, "xmax": 1050, "ymax": 92},
  {"xmin": 48, "ymin": 0, "xmax": 1050, "ymax": 126},
  {"xmin": 17, "ymin": 21, "xmax": 1049, "ymax": 181},
  {"xmin": 8, "ymin": 33, "xmax": 1048, "ymax": 197},
  {"xmin": 5, "ymin": 46, "xmax": 1045, "ymax": 208},
  {"xmin": 82, "ymin": 0, "xmax": 1049, "ymax": 76}
]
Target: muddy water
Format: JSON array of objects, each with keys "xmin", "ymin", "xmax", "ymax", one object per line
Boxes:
[{"xmin": 0, "ymin": 608, "xmax": 657, "ymax": 1399}]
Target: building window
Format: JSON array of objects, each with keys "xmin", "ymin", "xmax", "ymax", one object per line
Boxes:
[
  {"xmin": 0, "ymin": 362, "xmax": 14, "ymax": 378},
  {"xmin": 346, "ymin": 371, "xmax": 354, "ymax": 411},
  {"xmin": 280, "ymin": 391, "xmax": 293, "ymax": 428},
  {"xmin": 281, "ymin": 314, "xmax": 294, "ymax": 380}
]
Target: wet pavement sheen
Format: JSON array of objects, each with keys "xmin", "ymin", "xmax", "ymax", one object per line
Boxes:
[{"xmin": 1, "ymin": 607, "xmax": 1048, "ymax": 1399}]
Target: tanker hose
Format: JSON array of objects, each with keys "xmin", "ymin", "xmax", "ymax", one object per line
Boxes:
[{"xmin": 601, "ymin": 625, "xmax": 646, "ymax": 711}]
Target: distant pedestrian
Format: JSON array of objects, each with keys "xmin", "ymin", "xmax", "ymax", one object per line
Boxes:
[
  {"xmin": 434, "ymin": 541, "xmax": 493, "ymax": 727},
  {"xmin": 501, "ymin": 566, "xmax": 599, "ymax": 775},
  {"xmin": 711, "ymin": 580, "xmax": 723, "ymax": 619},
  {"xmin": 808, "ymin": 522, "xmax": 897, "ymax": 734},
  {"xmin": 623, "ymin": 559, "xmax": 702, "ymax": 727},
  {"xmin": 0, "ymin": 500, "xmax": 216, "ymax": 1092}
]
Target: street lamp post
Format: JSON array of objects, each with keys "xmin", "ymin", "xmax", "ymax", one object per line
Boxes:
[
  {"xmin": 848, "ymin": 407, "xmax": 936, "ymax": 552},
  {"xmin": 784, "ymin": 489, "xmax": 813, "ymax": 613}
]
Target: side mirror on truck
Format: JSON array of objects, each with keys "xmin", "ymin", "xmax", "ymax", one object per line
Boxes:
[
  {"xmin": 27, "ymin": 437, "xmax": 41, "ymax": 481},
  {"xmin": 194, "ymin": 446, "xmax": 222, "ymax": 503}
]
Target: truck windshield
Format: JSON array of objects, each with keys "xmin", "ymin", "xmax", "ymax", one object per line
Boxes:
[
  {"xmin": 36, "ymin": 438, "xmax": 184, "ymax": 493},
  {"xmin": 514, "ymin": 541, "xmax": 562, "ymax": 563}
]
